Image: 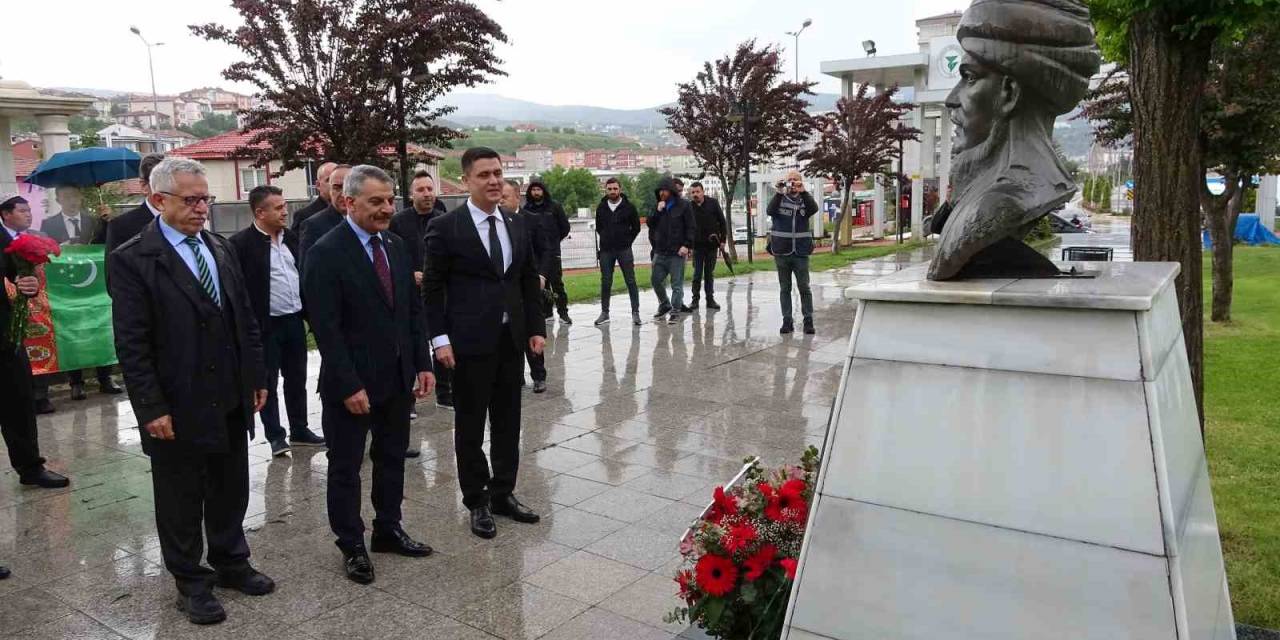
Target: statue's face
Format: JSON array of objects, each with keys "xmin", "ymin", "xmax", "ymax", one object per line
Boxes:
[{"xmin": 945, "ymin": 53, "xmax": 1013, "ymax": 154}]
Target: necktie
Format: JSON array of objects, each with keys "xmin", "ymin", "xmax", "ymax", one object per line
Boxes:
[
  {"xmin": 369, "ymin": 235, "xmax": 394, "ymax": 305},
  {"xmin": 69, "ymin": 217, "xmax": 80, "ymax": 238},
  {"xmin": 487, "ymin": 216, "xmax": 503, "ymax": 276},
  {"xmin": 182, "ymin": 236, "xmax": 219, "ymax": 306}
]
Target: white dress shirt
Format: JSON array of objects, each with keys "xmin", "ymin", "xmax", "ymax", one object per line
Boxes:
[
  {"xmin": 146, "ymin": 199, "xmax": 161, "ymax": 217},
  {"xmin": 255, "ymin": 223, "xmax": 303, "ymax": 317},
  {"xmin": 607, "ymin": 197, "xmax": 622, "ymax": 212},
  {"xmin": 431, "ymin": 199, "xmax": 513, "ymax": 350}
]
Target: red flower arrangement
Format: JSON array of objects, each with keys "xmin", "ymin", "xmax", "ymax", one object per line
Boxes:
[
  {"xmin": 4, "ymin": 234, "xmax": 59, "ymax": 347},
  {"xmin": 666, "ymin": 446, "xmax": 820, "ymax": 639}
]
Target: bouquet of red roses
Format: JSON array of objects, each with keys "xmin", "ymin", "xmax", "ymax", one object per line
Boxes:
[
  {"xmin": 4, "ymin": 233, "xmax": 60, "ymax": 347},
  {"xmin": 667, "ymin": 446, "xmax": 820, "ymax": 640}
]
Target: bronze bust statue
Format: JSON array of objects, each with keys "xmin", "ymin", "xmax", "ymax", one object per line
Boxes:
[{"xmin": 927, "ymin": 0, "xmax": 1102, "ymax": 280}]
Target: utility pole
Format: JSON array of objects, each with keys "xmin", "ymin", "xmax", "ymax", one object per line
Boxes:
[
  {"xmin": 785, "ymin": 19, "xmax": 813, "ymax": 82},
  {"xmin": 129, "ymin": 26, "xmax": 165, "ymax": 146}
]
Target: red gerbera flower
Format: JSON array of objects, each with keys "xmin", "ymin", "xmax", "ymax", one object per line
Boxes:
[
  {"xmin": 722, "ymin": 522, "xmax": 758, "ymax": 554},
  {"xmin": 695, "ymin": 554, "xmax": 739, "ymax": 597},
  {"xmin": 780, "ymin": 557, "xmax": 798, "ymax": 580},
  {"xmin": 743, "ymin": 544, "xmax": 777, "ymax": 581},
  {"xmin": 763, "ymin": 479, "xmax": 809, "ymax": 524},
  {"xmin": 707, "ymin": 485, "xmax": 738, "ymax": 524},
  {"xmin": 675, "ymin": 569, "xmax": 695, "ymax": 599}
]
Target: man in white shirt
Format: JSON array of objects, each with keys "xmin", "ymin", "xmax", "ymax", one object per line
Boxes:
[{"xmin": 229, "ymin": 186, "xmax": 325, "ymax": 457}]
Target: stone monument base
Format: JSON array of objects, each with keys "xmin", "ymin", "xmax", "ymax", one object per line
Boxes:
[{"xmin": 783, "ymin": 262, "xmax": 1235, "ymax": 640}]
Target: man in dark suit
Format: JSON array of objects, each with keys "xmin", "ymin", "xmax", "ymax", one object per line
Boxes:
[
  {"xmin": 424, "ymin": 147, "xmax": 545, "ymax": 539},
  {"xmin": 388, "ymin": 170, "xmax": 451, "ymax": 409},
  {"xmin": 104, "ymin": 152, "xmax": 166, "ymax": 257},
  {"xmin": 229, "ymin": 186, "xmax": 325, "ymax": 457},
  {"xmin": 304, "ymin": 165, "xmax": 436, "ymax": 585},
  {"xmin": 299, "ymin": 164, "xmax": 352, "ymax": 269},
  {"xmin": 34, "ymin": 186, "xmax": 123, "ymax": 410},
  {"xmin": 108, "ymin": 158, "xmax": 274, "ymax": 626},
  {"xmin": 0, "ymin": 195, "xmax": 71, "ymax": 489},
  {"xmin": 290, "ymin": 161, "xmax": 337, "ymax": 233}
]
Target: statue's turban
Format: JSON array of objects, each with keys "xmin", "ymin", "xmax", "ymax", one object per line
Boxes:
[{"xmin": 956, "ymin": 0, "xmax": 1102, "ymax": 115}]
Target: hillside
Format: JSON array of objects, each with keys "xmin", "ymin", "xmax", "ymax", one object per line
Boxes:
[{"xmin": 453, "ymin": 130, "xmax": 640, "ymax": 155}]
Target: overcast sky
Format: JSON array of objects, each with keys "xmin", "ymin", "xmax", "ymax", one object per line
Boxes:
[{"xmin": 4, "ymin": 0, "xmax": 963, "ymax": 110}]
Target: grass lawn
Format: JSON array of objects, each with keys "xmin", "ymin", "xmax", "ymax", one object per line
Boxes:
[
  {"xmin": 562, "ymin": 242, "xmax": 917, "ymax": 304},
  {"xmin": 1203, "ymin": 247, "xmax": 1280, "ymax": 628}
]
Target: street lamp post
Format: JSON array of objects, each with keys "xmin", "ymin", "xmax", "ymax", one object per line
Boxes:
[
  {"xmin": 785, "ymin": 19, "xmax": 813, "ymax": 82},
  {"xmin": 129, "ymin": 26, "xmax": 165, "ymax": 146}
]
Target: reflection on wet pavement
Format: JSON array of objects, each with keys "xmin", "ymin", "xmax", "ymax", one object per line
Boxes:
[{"xmin": 0, "ymin": 239, "xmax": 1062, "ymax": 638}]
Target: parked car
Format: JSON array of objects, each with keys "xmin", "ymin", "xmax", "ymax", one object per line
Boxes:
[{"xmin": 733, "ymin": 226, "xmax": 749, "ymax": 245}]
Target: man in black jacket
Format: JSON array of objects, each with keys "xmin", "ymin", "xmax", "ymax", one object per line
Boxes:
[
  {"xmin": 299, "ymin": 164, "xmax": 352, "ymax": 269},
  {"xmin": 304, "ymin": 165, "xmax": 436, "ymax": 585},
  {"xmin": 502, "ymin": 179, "xmax": 551, "ymax": 393},
  {"xmin": 0, "ymin": 195, "xmax": 70, "ymax": 489},
  {"xmin": 593, "ymin": 177, "xmax": 642, "ymax": 326},
  {"xmin": 390, "ymin": 170, "xmax": 452, "ymax": 408},
  {"xmin": 424, "ymin": 147, "xmax": 546, "ymax": 540},
  {"xmin": 648, "ymin": 176, "xmax": 694, "ymax": 324},
  {"xmin": 290, "ymin": 161, "xmax": 337, "ymax": 232},
  {"xmin": 688, "ymin": 182, "xmax": 727, "ymax": 310},
  {"xmin": 523, "ymin": 179, "xmax": 571, "ymax": 324},
  {"xmin": 104, "ymin": 152, "xmax": 166, "ymax": 257},
  {"xmin": 229, "ymin": 186, "xmax": 325, "ymax": 457},
  {"xmin": 108, "ymin": 158, "xmax": 273, "ymax": 625}
]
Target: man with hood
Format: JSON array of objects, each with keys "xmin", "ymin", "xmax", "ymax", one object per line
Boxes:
[
  {"xmin": 927, "ymin": 0, "xmax": 1101, "ymax": 280},
  {"xmin": 523, "ymin": 180, "xmax": 571, "ymax": 324},
  {"xmin": 502, "ymin": 179, "xmax": 552, "ymax": 393},
  {"xmin": 766, "ymin": 171, "xmax": 819, "ymax": 335},
  {"xmin": 648, "ymin": 176, "xmax": 694, "ymax": 324},
  {"xmin": 593, "ymin": 177, "xmax": 642, "ymax": 326}
]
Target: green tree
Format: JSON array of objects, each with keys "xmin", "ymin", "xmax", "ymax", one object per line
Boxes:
[
  {"xmin": 439, "ymin": 157, "xmax": 463, "ymax": 182},
  {"xmin": 73, "ymin": 132, "xmax": 103, "ymax": 149},
  {"xmin": 1091, "ymin": 0, "xmax": 1280, "ymax": 419},
  {"xmin": 69, "ymin": 115, "xmax": 110, "ymax": 138},
  {"xmin": 182, "ymin": 113, "xmax": 239, "ymax": 139},
  {"xmin": 538, "ymin": 166, "xmax": 600, "ymax": 214},
  {"xmin": 631, "ymin": 168, "xmax": 665, "ymax": 219}
]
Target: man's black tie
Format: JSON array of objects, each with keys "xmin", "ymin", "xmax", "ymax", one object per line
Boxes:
[
  {"xmin": 487, "ymin": 216, "xmax": 503, "ymax": 275},
  {"xmin": 69, "ymin": 217, "xmax": 80, "ymax": 238}
]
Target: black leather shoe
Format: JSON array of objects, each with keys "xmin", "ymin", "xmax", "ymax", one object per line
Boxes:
[
  {"xmin": 678, "ymin": 304, "xmax": 694, "ymax": 313},
  {"xmin": 652, "ymin": 304, "xmax": 671, "ymax": 319},
  {"xmin": 371, "ymin": 528, "xmax": 433, "ymax": 557},
  {"xmin": 176, "ymin": 591, "xmax": 227, "ymax": 625},
  {"xmin": 70, "ymin": 383, "xmax": 87, "ymax": 401},
  {"xmin": 19, "ymin": 468, "xmax": 69, "ymax": 489},
  {"xmin": 779, "ymin": 319, "xmax": 794, "ymax": 335},
  {"xmin": 342, "ymin": 547, "xmax": 375, "ymax": 584},
  {"xmin": 689, "ymin": 296, "xmax": 699, "ymax": 308},
  {"xmin": 491, "ymin": 495, "xmax": 541, "ymax": 524},
  {"xmin": 217, "ymin": 567, "xmax": 275, "ymax": 595},
  {"xmin": 558, "ymin": 312, "xmax": 572, "ymax": 325},
  {"xmin": 290, "ymin": 430, "xmax": 326, "ymax": 447},
  {"xmin": 435, "ymin": 393, "xmax": 454, "ymax": 410},
  {"xmin": 532, "ymin": 380, "xmax": 547, "ymax": 394},
  {"xmin": 34, "ymin": 399, "xmax": 55, "ymax": 415},
  {"xmin": 705, "ymin": 298, "xmax": 721, "ymax": 310},
  {"xmin": 98, "ymin": 379, "xmax": 124, "ymax": 394},
  {"xmin": 470, "ymin": 506, "xmax": 497, "ymax": 539},
  {"xmin": 0, "ymin": 565, "xmax": 10, "ymax": 580},
  {"xmin": 803, "ymin": 318, "xmax": 815, "ymax": 335},
  {"xmin": 405, "ymin": 448, "xmax": 421, "ymax": 459}
]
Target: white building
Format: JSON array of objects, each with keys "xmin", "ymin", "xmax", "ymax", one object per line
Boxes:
[
  {"xmin": 516, "ymin": 144, "xmax": 552, "ymax": 172},
  {"xmin": 98, "ymin": 124, "xmax": 195, "ymax": 154},
  {"xmin": 819, "ymin": 10, "xmax": 964, "ymax": 239}
]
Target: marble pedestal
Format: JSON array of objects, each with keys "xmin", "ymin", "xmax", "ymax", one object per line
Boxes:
[{"xmin": 782, "ymin": 262, "xmax": 1235, "ymax": 640}]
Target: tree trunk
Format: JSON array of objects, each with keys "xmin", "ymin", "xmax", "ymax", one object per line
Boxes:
[
  {"xmin": 1203, "ymin": 173, "xmax": 1243, "ymax": 323},
  {"xmin": 832, "ymin": 180, "xmax": 854, "ymax": 254},
  {"xmin": 1128, "ymin": 8, "xmax": 1217, "ymax": 424},
  {"xmin": 721, "ymin": 174, "xmax": 739, "ymax": 262}
]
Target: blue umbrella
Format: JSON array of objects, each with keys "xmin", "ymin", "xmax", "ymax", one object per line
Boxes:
[{"xmin": 24, "ymin": 147, "xmax": 141, "ymax": 188}]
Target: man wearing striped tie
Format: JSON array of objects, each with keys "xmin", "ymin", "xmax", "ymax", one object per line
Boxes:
[{"xmin": 108, "ymin": 157, "xmax": 274, "ymax": 626}]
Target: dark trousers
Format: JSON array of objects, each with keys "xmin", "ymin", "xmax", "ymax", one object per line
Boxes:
[
  {"xmin": 543, "ymin": 256, "xmax": 568, "ymax": 317},
  {"xmin": 525, "ymin": 346, "xmax": 546, "ymax": 383},
  {"xmin": 433, "ymin": 349, "xmax": 452, "ymax": 398},
  {"xmin": 149, "ymin": 411, "xmax": 251, "ymax": 595},
  {"xmin": 599, "ymin": 248, "xmax": 640, "ymax": 313},
  {"xmin": 775, "ymin": 254, "xmax": 814, "ymax": 320},
  {"xmin": 453, "ymin": 332, "xmax": 523, "ymax": 510},
  {"xmin": 322, "ymin": 392, "xmax": 412, "ymax": 551},
  {"xmin": 0, "ymin": 347, "xmax": 44, "ymax": 473},
  {"xmin": 260, "ymin": 313, "xmax": 308, "ymax": 442},
  {"xmin": 690, "ymin": 247, "xmax": 718, "ymax": 299},
  {"xmin": 33, "ymin": 366, "xmax": 114, "ymax": 400}
]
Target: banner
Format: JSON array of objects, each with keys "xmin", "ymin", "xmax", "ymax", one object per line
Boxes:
[{"xmin": 5, "ymin": 245, "xmax": 116, "ymax": 374}]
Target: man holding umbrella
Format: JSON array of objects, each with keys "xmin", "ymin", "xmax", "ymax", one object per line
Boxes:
[{"xmin": 33, "ymin": 185, "xmax": 123, "ymax": 412}]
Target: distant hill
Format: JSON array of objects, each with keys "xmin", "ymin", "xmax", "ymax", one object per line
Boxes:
[
  {"xmin": 443, "ymin": 92, "xmax": 845, "ymax": 127},
  {"xmin": 452, "ymin": 130, "xmax": 640, "ymax": 155}
]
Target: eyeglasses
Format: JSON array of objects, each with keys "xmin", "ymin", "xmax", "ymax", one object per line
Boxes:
[{"xmin": 159, "ymin": 192, "xmax": 217, "ymax": 207}]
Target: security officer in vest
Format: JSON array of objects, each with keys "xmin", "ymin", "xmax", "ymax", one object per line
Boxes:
[{"xmin": 766, "ymin": 170, "xmax": 819, "ymax": 335}]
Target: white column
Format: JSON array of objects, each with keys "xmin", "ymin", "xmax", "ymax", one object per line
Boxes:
[
  {"xmin": 0, "ymin": 116, "xmax": 15, "ymax": 195},
  {"xmin": 1257, "ymin": 175, "xmax": 1277, "ymax": 231},
  {"xmin": 36, "ymin": 114, "xmax": 72, "ymax": 216},
  {"xmin": 922, "ymin": 116, "xmax": 937, "ymax": 180},
  {"xmin": 910, "ymin": 106, "xmax": 925, "ymax": 239},
  {"xmin": 939, "ymin": 111, "xmax": 953, "ymax": 205},
  {"xmin": 872, "ymin": 174, "xmax": 885, "ymax": 239}
]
